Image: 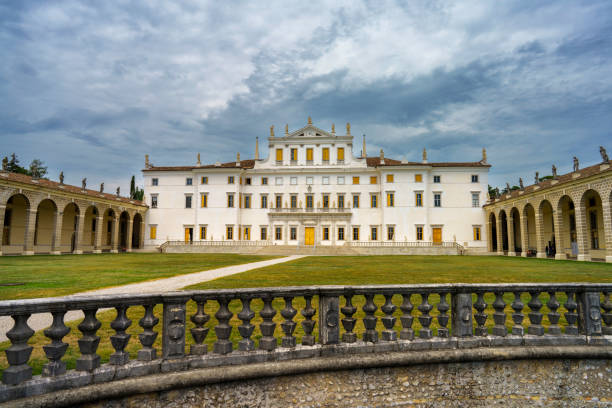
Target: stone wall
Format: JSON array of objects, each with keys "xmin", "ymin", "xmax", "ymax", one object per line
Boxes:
[{"xmin": 83, "ymin": 359, "xmax": 611, "ymax": 408}]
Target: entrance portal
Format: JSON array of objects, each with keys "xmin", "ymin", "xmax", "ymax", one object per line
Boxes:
[
  {"xmin": 432, "ymin": 227, "xmax": 442, "ymax": 244},
  {"xmin": 304, "ymin": 227, "xmax": 314, "ymax": 246}
]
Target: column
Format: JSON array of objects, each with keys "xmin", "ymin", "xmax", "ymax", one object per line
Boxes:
[
  {"xmin": 283, "ymin": 221, "xmax": 288, "ymax": 245},
  {"xmin": 93, "ymin": 214, "xmax": 103, "ymax": 253},
  {"xmin": 111, "ymin": 216, "xmax": 119, "ymax": 253},
  {"xmin": 125, "ymin": 218, "xmax": 133, "ymax": 253},
  {"xmin": 139, "ymin": 214, "xmax": 146, "ymax": 250},
  {"xmin": 496, "ymin": 214, "xmax": 504, "ymax": 255},
  {"xmin": 574, "ymin": 204, "xmax": 591, "ymax": 261},
  {"xmin": 553, "ymin": 209, "xmax": 566, "ymax": 260},
  {"xmin": 601, "ymin": 200, "xmax": 612, "ymax": 263},
  {"xmin": 73, "ymin": 213, "xmax": 86, "ymax": 254},
  {"xmin": 507, "ymin": 214, "xmax": 516, "ymax": 256},
  {"xmin": 51, "ymin": 210, "xmax": 63, "ymax": 255},
  {"xmin": 23, "ymin": 208, "xmax": 37, "ymax": 255},
  {"xmin": 486, "ymin": 219, "xmax": 493, "ymax": 253},
  {"xmin": 520, "ymin": 211, "xmax": 529, "ymax": 257},
  {"xmin": 0, "ymin": 204, "xmax": 5, "ymax": 256},
  {"xmin": 534, "ymin": 208, "xmax": 546, "ymax": 258},
  {"xmin": 331, "ymin": 221, "xmax": 336, "ymax": 246}
]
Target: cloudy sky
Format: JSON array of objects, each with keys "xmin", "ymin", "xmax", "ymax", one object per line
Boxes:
[{"xmin": 1, "ymin": 1, "xmax": 611, "ymax": 192}]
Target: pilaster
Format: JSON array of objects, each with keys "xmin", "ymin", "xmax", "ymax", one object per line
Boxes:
[
  {"xmin": 574, "ymin": 204, "xmax": 591, "ymax": 262},
  {"xmin": 51, "ymin": 211, "xmax": 63, "ymax": 255},
  {"xmin": 23, "ymin": 209, "xmax": 37, "ymax": 255},
  {"xmin": 93, "ymin": 215, "xmax": 103, "ymax": 253},
  {"xmin": 486, "ymin": 220, "xmax": 493, "ymax": 252},
  {"xmin": 534, "ymin": 208, "xmax": 546, "ymax": 258},
  {"xmin": 601, "ymin": 199, "xmax": 612, "ymax": 263},
  {"xmin": 507, "ymin": 214, "xmax": 516, "ymax": 256},
  {"xmin": 520, "ymin": 210, "xmax": 528, "ymax": 257},
  {"xmin": 495, "ymin": 213, "xmax": 504, "ymax": 255},
  {"xmin": 73, "ymin": 213, "xmax": 86, "ymax": 254},
  {"xmin": 552, "ymin": 209, "xmax": 566, "ymax": 260},
  {"xmin": 125, "ymin": 218, "xmax": 133, "ymax": 252},
  {"xmin": 0, "ymin": 204, "xmax": 5, "ymax": 256},
  {"xmin": 111, "ymin": 216, "xmax": 119, "ymax": 253},
  {"xmin": 138, "ymin": 215, "xmax": 146, "ymax": 250}
]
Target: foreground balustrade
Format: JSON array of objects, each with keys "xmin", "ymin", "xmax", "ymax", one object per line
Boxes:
[{"xmin": 0, "ymin": 284, "xmax": 611, "ymax": 402}]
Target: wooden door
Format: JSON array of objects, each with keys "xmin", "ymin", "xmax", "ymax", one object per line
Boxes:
[
  {"xmin": 305, "ymin": 227, "xmax": 314, "ymax": 246},
  {"xmin": 185, "ymin": 228, "xmax": 192, "ymax": 243},
  {"xmin": 432, "ymin": 228, "xmax": 442, "ymax": 244}
]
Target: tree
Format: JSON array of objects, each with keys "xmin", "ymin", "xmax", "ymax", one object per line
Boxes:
[
  {"xmin": 29, "ymin": 159, "xmax": 48, "ymax": 179},
  {"xmin": 6, "ymin": 153, "xmax": 29, "ymax": 175},
  {"xmin": 129, "ymin": 175, "xmax": 144, "ymax": 201}
]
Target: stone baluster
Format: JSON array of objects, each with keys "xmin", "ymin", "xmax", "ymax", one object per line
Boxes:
[
  {"xmin": 474, "ymin": 292, "xmax": 488, "ymax": 336},
  {"xmin": 341, "ymin": 293, "xmax": 357, "ymax": 343},
  {"xmin": 578, "ymin": 292, "xmax": 602, "ymax": 335},
  {"xmin": 564, "ymin": 291, "xmax": 579, "ymax": 335},
  {"xmin": 259, "ymin": 295, "xmax": 277, "ymax": 351},
  {"xmin": 76, "ymin": 308, "xmax": 101, "ymax": 371},
  {"xmin": 237, "ymin": 297, "xmax": 255, "ymax": 351},
  {"xmin": 492, "ymin": 292, "xmax": 506, "ymax": 337},
  {"xmin": 602, "ymin": 292, "xmax": 612, "ymax": 335},
  {"xmin": 138, "ymin": 304, "xmax": 159, "ymax": 360},
  {"xmin": 381, "ymin": 294, "xmax": 397, "ymax": 341},
  {"xmin": 437, "ymin": 292, "xmax": 449, "ymax": 338},
  {"xmin": 511, "ymin": 292, "xmax": 524, "ymax": 336},
  {"xmin": 213, "ymin": 296, "xmax": 233, "ymax": 354},
  {"xmin": 362, "ymin": 293, "xmax": 378, "ymax": 342},
  {"xmin": 451, "ymin": 292, "xmax": 473, "ymax": 337},
  {"xmin": 418, "ymin": 293, "xmax": 433, "ymax": 339},
  {"xmin": 301, "ymin": 295, "xmax": 316, "ymax": 345},
  {"xmin": 42, "ymin": 310, "xmax": 70, "ymax": 376},
  {"xmin": 281, "ymin": 296, "xmax": 297, "ymax": 348},
  {"xmin": 399, "ymin": 293, "xmax": 414, "ymax": 340},
  {"xmin": 190, "ymin": 297, "xmax": 210, "ymax": 355},
  {"xmin": 547, "ymin": 292, "xmax": 561, "ymax": 335},
  {"xmin": 3, "ymin": 314, "xmax": 35, "ymax": 385},
  {"xmin": 527, "ymin": 291, "xmax": 544, "ymax": 336},
  {"xmin": 162, "ymin": 297, "xmax": 188, "ymax": 359},
  {"xmin": 110, "ymin": 306, "xmax": 132, "ymax": 364}
]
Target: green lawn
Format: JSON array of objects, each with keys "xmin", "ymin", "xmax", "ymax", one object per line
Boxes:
[
  {"xmin": 0, "ymin": 253, "xmax": 277, "ymax": 300},
  {"xmin": 1, "ymin": 255, "xmax": 611, "ymax": 377}
]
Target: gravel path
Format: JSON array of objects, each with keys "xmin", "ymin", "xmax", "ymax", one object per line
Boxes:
[{"xmin": 0, "ymin": 255, "xmax": 305, "ymax": 342}]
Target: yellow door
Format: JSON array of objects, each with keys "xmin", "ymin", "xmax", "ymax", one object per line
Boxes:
[
  {"xmin": 305, "ymin": 227, "xmax": 315, "ymax": 246},
  {"xmin": 432, "ymin": 228, "xmax": 442, "ymax": 244},
  {"xmin": 185, "ymin": 228, "xmax": 191, "ymax": 243}
]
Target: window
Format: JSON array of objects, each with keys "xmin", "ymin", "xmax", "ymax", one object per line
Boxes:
[
  {"xmin": 261, "ymin": 195, "xmax": 268, "ymax": 208},
  {"xmin": 306, "ymin": 195, "xmax": 314, "ymax": 209},
  {"xmin": 262, "ymin": 177, "xmax": 268, "ymax": 185},
  {"xmin": 338, "ymin": 227, "xmax": 345, "ymax": 241},
  {"xmin": 200, "ymin": 226, "xmax": 207, "ymax": 240},
  {"xmin": 290, "ymin": 148, "xmax": 298, "ymax": 162},
  {"xmin": 201, "ymin": 176, "xmax": 208, "ymax": 184},
  {"xmin": 306, "ymin": 148, "xmax": 313, "ymax": 162},
  {"xmin": 416, "ymin": 226, "xmax": 423, "ymax": 240},
  {"xmin": 433, "ymin": 175, "xmax": 441, "ymax": 183},
  {"xmin": 200, "ymin": 194, "xmax": 207, "ymax": 208},
  {"xmin": 415, "ymin": 174, "xmax": 422, "ymax": 182},
  {"xmin": 387, "ymin": 192, "xmax": 394, "ymax": 207},
  {"xmin": 322, "ymin": 176, "xmax": 329, "ymax": 185},
  {"xmin": 370, "ymin": 176, "xmax": 377, "ymax": 184},
  {"xmin": 228, "ymin": 176, "xmax": 235, "ymax": 184},
  {"xmin": 227, "ymin": 194, "xmax": 234, "ymax": 208},
  {"xmin": 306, "ymin": 176, "xmax": 313, "ymax": 185},
  {"xmin": 276, "ymin": 148, "xmax": 283, "ymax": 162},
  {"xmin": 387, "ymin": 226, "xmax": 395, "ymax": 241},
  {"xmin": 275, "ymin": 227, "xmax": 282, "ymax": 240},
  {"xmin": 152, "ymin": 178, "xmax": 158, "ymax": 186},
  {"xmin": 151, "ymin": 195, "xmax": 158, "ymax": 208},
  {"xmin": 371, "ymin": 227, "xmax": 377, "ymax": 241},
  {"xmin": 290, "ymin": 195, "xmax": 297, "ymax": 209},
  {"xmin": 186, "ymin": 177, "xmax": 193, "ymax": 185},
  {"xmin": 353, "ymin": 227, "xmax": 359, "ymax": 241},
  {"xmin": 323, "ymin": 227, "xmax": 329, "ymax": 240},
  {"xmin": 386, "ymin": 174, "xmax": 394, "ymax": 183},
  {"xmin": 473, "ymin": 227, "xmax": 481, "ymax": 241},
  {"xmin": 243, "ymin": 227, "xmax": 250, "ymax": 240},
  {"xmin": 290, "ymin": 227, "xmax": 297, "ymax": 240},
  {"xmin": 337, "ymin": 176, "xmax": 345, "ymax": 185},
  {"xmin": 415, "ymin": 192, "xmax": 423, "ymax": 207},
  {"xmin": 275, "ymin": 177, "xmax": 283, "ymax": 185},
  {"xmin": 323, "ymin": 195, "xmax": 329, "ymax": 208},
  {"xmin": 338, "ymin": 195, "xmax": 345, "ymax": 209},
  {"xmin": 245, "ymin": 177, "xmax": 251, "ymax": 185},
  {"xmin": 471, "ymin": 175, "xmax": 479, "ymax": 183},
  {"xmin": 261, "ymin": 227, "xmax": 267, "ymax": 240},
  {"xmin": 337, "ymin": 147, "xmax": 345, "ymax": 162},
  {"xmin": 185, "ymin": 195, "xmax": 192, "ymax": 208},
  {"xmin": 244, "ymin": 195, "xmax": 251, "ymax": 209},
  {"xmin": 472, "ymin": 192, "xmax": 480, "ymax": 208},
  {"xmin": 352, "ymin": 195, "xmax": 359, "ymax": 208},
  {"xmin": 290, "ymin": 177, "xmax": 297, "ymax": 185},
  {"xmin": 322, "ymin": 147, "xmax": 330, "ymax": 161},
  {"xmin": 275, "ymin": 195, "xmax": 282, "ymax": 208},
  {"xmin": 434, "ymin": 193, "xmax": 441, "ymax": 207},
  {"xmin": 150, "ymin": 225, "xmax": 157, "ymax": 239},
  {"xmin": 226, "ymin": 226, "xmax": 233, "ymax": 240},
  {"xmin": 371, "ymin": 194, "xmax": 378, "ymax": 208},
  {"xmin": 352, "ymin": 176, "xmax": 360, "ymax": 185}
]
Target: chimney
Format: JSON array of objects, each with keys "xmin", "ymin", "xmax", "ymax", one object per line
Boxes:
[
  {"xmin": 145, "ymin": 154, "xmax": 150, "ymax": 169},
  {"xmin": 362, "ymin": 134, "xmax": 367, "ymax": 158},
  {"xmin": 482, "ymin": 147, "xmax": 487, "ymax": 163},
  {"xmin": 236, "ymin": 152, "xmax": 241, "ymax": 167},
  {"xmin": 422, "ymin": 148, "xmax": 427, "ymax": 164},
  {"xmin": 196, "ymin": 152, "xmax": 201, "ymax": 167},
  {"xmin": 331, "ymin": 123, "xmax": 335, "ymax": 134},
  {"xmin": 255, "ymin": 137, "xmax": 259, "ymax": 160},
  {"xmin": 380, "ymin": 148, "xmax": 385, "ymax": 165}
]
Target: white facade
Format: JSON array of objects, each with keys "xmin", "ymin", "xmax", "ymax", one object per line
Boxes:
[{"xmin": 143, "ymin": 122, "xmax": 490, "ymax": 250}]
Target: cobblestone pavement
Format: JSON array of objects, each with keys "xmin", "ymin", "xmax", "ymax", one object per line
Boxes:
[{"xmin": 0, "ymin": 255, "xmax": 305, "ymax": 342}]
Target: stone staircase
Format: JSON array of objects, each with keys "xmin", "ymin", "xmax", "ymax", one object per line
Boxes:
[{"xmin": 255, "ymin": 245, "xmax": 360, "ymax": 256}]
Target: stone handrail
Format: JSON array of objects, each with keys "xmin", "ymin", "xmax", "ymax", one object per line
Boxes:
[
  {"xmin": 1, "ymin": 283, "xmax": 611, "ymax": 403},
  {"xmin": 161, "ymin": 240, "xmax": 268, "ymax": 247},
  {"xmin": 346, "ymin": 241, "xmax": 459, "ymax": 248}
]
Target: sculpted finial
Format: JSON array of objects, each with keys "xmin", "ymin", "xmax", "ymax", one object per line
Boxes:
[
  {"xmin": 270, "ymin": 125, "xmax": 274, "ymax": 137},
  {"xmin": 285, "ymin": 124, "xmax": 288, "ymax": 135},
  {"xmin": 331, "ymin": 123, "xmax": 335, "ymax": 133},
  {"xmin": 600, "ymin": 146, "xmax": 609, "ymax": 162},
  {"xmin": 346, "ymin": 122, "xmax": 351, "ymax": 135},
  {"xmin": 308, "ymin": 116, "xmax": 312, "ymax": 125}
]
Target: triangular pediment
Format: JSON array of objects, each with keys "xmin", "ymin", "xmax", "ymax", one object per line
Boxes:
[{"xmin": 286, "ymin": 124, "xmax": 334, "ymax": 138}]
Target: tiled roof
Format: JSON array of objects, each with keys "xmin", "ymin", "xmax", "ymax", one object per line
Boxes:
[
  {"xmin": 485, "ymin": 160, "xmax": 612, "ymax": 206},
  {"xmin": 0, "ymin": 171, "xmax": 147, "ymax": 207},
  {"xmin": 143, "ymin": 160, "xmax": 255, "ymax": 172},
  {"xmin": 366, "ymin": 157, "xmax": 491, "ymax": 168}
]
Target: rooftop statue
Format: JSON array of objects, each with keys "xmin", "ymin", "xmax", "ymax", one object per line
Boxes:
[
  {"xmin": 601, "ymin": 146, "xmax": 609, "ymax": 162},
  {"xmin": 573, "ymin": 156, "xmax": 579, "ymax": 172},
  {"xmin": 82, "ymin": 178, "xmax": 87, "ymax": 190}
]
